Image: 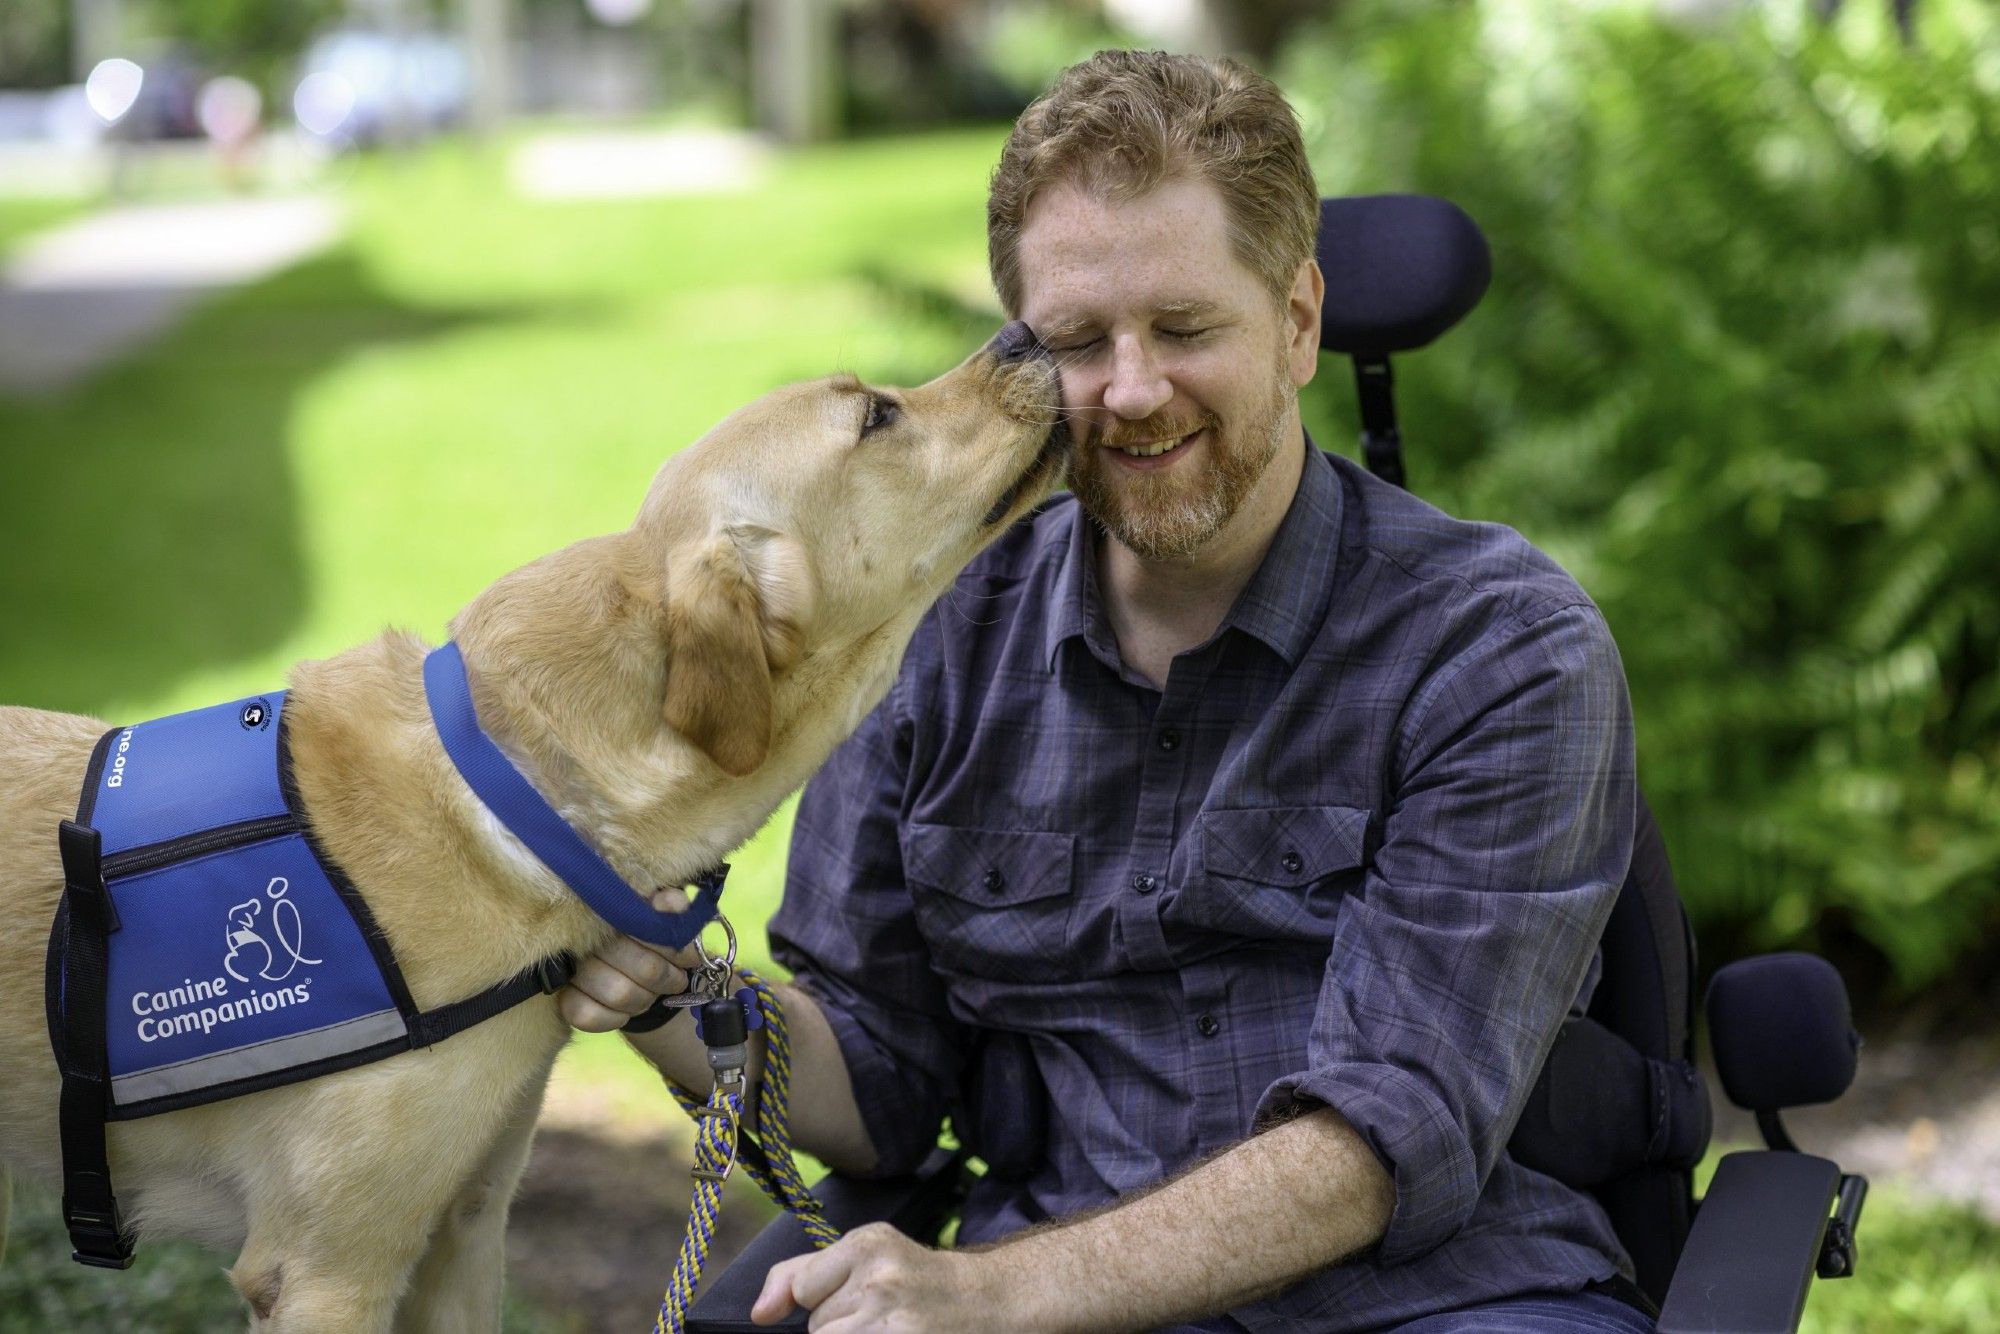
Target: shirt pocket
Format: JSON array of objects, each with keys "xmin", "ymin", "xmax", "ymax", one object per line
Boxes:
[
  {"xmin": 903, "ymin": 822, "xmax": 1076, "ymax": 985},
  {"xmin": 1178, "ymin": 804, "xmax": 1372, "ymax": 942}
]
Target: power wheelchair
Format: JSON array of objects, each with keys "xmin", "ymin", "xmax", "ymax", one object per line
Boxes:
[{"xmin": 684, "ymin": 196, "xmax": 1871, "ymax": 1334}]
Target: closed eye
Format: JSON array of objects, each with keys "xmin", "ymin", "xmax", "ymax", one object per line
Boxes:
[
  {"xmin": 1048, "ymin": 326, "xmax": 1211, "ymax": 355},
  {"xmin": 861, "ymin": 393, "xmax": 899, "ymax": 437}
]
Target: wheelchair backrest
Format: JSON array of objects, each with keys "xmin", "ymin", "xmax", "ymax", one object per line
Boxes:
[{"xmin": 1315, "ymin": 200, "xmax": 1711, "ymax": 1301}]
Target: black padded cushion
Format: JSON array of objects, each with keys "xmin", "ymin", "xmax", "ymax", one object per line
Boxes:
[
  {"xmin": 1320, "ymin": 194, "xmax": 1496, "ymax": 358},
  {"xmin": 1511, "ymin": 1014, "xmax": 1710, "ymax": 1189},
  {"xmin": 1317, "ymin": 195, "xmax": 1492, "ymax": 356},
  {"xmin": 1707, "ymin": 952, "xmax": 1860, "ymax": 1112}
]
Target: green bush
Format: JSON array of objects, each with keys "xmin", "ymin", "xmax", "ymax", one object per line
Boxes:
[{"xmin": 1283, "ymin": 0, "xmax": 2000, "ymax": 989}]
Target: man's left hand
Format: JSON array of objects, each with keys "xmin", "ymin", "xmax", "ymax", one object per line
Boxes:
[{"xmin": 750, "ymin": 1223, "xmax": 1003, "ymax": 1332}]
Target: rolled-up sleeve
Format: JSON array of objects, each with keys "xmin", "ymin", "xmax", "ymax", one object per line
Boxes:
[
  {"xmin": 769, "ymin": 668, "xmax": 967, "ymax": 1178},
  {"xmin": 1254, "ymin": 603, "xmax": 1636, "ymax": 1266}
]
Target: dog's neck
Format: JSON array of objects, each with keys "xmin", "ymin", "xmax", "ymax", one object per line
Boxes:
[{"xmin": 282, "ymin": 632, "xmax": 615, "ymax": 1009}]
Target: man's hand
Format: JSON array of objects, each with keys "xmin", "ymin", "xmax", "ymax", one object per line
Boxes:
[
  {"xmin": 746, "ymin": 1108, "xmax": 1390, "ymax": 1334},
  {"xmin": 557, "ymin": 887, "xmax": 697, "ymax": 1032},
  {"xmin": 751, "ymin": 1224, "xmax": 1000, "ymax": 1332}
]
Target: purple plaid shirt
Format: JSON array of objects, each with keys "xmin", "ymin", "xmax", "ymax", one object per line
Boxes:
[{"xmin": 770, "ymin": 438, "xmax": 1637, "ymax": 1331}]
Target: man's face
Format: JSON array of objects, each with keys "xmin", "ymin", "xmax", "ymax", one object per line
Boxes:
[{"xmin": 1015, "ymin": 176, "xmax": 1319, "ymax": 561}]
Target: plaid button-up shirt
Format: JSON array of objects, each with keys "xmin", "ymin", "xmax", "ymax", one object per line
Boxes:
[{"xmin": 770, "ymin": 437, "xmax": 1637, "ymax": 1331}]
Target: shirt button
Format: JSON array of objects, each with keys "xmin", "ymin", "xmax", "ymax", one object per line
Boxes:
[
  {"xmin": 1196, "ymin": 1013, "xmax": 1221, "ymax": 1038},
  {"xmin": 1131, "ymin": 873, "xmax": 1157, "ymax": 895},
  {"xmin": 982, "ymin": 867, "xmax": 1004, "ymax": 893},
  {"xmin": 1157, "ymin": 728, "xmax": 1180, "ymax": 752},
  {"xmin": 1281, "ymin": 850, "xmax": 1304, "ymax": 874}
]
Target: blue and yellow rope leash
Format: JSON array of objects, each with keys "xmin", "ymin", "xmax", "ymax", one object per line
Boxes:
[{"xmin": 655, "ymin": 968, "xmax": 839, "ymax": 1334}]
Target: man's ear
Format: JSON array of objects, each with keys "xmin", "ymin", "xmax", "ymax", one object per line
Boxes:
[
  {"xmin": 661, "ymin": 525, "xmax": 813, "ymax": 777},
  {"xmin": 1287, "ymin": 258, "xmax": 1324, "ymax": 388}
]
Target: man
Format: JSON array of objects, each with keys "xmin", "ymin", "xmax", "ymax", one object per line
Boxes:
[{"xmin": 563, "ymin": 51, "xmax": 1650, "ymax": 1332}]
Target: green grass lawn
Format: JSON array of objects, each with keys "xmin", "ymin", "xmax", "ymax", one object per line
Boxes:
[
  {"xmin": 0, "ymin": 197, "xmax": 86, "ymax": 257},
  {"xmin": 2, "ymin": 127, "xmax": 1996, "ymax": 1329}
]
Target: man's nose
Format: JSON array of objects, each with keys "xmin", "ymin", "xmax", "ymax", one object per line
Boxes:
[
  {"xmin": 1103, "ymin": 335, "xmax": 1171, "ymax": 419},
  {"xmin": 989, "ymin": 320, "xmax": 1042, "ymax": 364}
]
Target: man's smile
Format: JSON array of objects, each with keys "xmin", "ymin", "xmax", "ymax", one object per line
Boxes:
[{"xmin": 1103, "ymin": 425, "xmax": 1206, "ymax": 471}]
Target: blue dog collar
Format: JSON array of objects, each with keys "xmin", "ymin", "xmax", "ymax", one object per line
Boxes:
[{"xmin": 422, "ymin": 641, "xmax": 725, "ymax": 949}]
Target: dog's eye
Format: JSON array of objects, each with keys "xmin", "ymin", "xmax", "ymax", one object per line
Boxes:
[{"xmin": 861, "ymin": 394, "xmax": 899, "ymax": 437}]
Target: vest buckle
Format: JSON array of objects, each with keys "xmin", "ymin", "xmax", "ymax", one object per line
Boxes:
[{"xmin": 63, "ymin": 1196, "xmax": 135, "ymax": 1270}]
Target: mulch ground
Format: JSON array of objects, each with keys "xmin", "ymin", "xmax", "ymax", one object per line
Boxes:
[{"xmin": 508, "ymin": 1126, "xmax": 776, "ymax": 1331}]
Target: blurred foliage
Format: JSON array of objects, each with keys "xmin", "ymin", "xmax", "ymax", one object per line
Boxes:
[
  {"xmin": 1284, "ymin": 0, "xmax": 2000, "ymax": 990},
  {"xmin": 981, "ymin": 1, "xmax": 1144, "ymax": 105},
  {"xmin": 132, "ymin": 0, "xmax": 342, "ymax": 89},
  {"xmin": 0, "ymin": 0, "xmax": 68, "ymax": 86}
]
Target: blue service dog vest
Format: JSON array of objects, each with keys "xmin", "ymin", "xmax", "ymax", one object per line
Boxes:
[{"xmin": 45, "ymin": 690, "xmax": 576, "ymax": 1269}]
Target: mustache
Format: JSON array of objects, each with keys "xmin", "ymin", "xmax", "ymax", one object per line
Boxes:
[{"xmin": 1090, "ymin": 411, "xmax": 1218, "ymax": 450}]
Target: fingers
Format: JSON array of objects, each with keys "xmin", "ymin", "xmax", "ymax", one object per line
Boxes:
[
  {"xmin": 556, "ymin": 934, "xmax": 691, "ymax": 1033},
  {"xmin": 556, "ymin": 984, "xmax": 631, "ymax": 1034},
  {"xmin": 752, "ymin": 1246, "xmax": 848, "ymax": 1325},
  {"xmin": 599, "ymin": 934, "xmax": 690, "ymax": 990},
  {"xmin": 750, "ymin": 1227, "xmax": 907, "ymax": 1327},
  {"xmin": 790, "ymin": 1237, "xmax": 867, "ymax": 1312}
]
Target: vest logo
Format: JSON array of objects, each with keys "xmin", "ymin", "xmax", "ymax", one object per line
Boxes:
[
  {"xmin": 240, "ymin": 698, "xmax": 273, "ymax": 731},
  {"xmin": 223, "ymin": 876, "xmax": 321, "ymax": 983},
  {"xmin": 104, "ymin": 727, "xmax": 135, "ymax": 789},
  {"xmin": 130, "ymin": 876, "xmax": 321, "ymax": 1044}
]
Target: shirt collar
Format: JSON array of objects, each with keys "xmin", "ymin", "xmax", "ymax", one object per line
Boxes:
[{"xmin": 1042, "ymin": 430, "xmax": 1343, "ymax": 674}]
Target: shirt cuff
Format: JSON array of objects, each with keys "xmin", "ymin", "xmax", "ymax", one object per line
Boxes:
[
  {"xmin": 1257, "ymin": 1062, "xmax": 1480, "ymax": 1266},
  {"xmin": 788, "ymin": 973, "xmax": 949, "ymax": 1179}
]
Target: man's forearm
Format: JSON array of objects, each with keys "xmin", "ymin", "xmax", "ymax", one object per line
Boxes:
[
  {"xmin": 978, "ymin": 1107, "xmax": 1395, "ymax": 1332},
  {"xmin": 622, "ymin": 977, "xmax": 880, "ymax": 1174}
]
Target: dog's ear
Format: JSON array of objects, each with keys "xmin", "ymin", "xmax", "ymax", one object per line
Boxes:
[{"xmin": 661, "ymin": 525, "xmax": 812, "ymax": 777}]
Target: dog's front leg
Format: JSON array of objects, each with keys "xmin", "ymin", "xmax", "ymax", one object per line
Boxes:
[
  {"xmin": 225, "ymin": 1039, "xmax": 555, "ymax": 1331},
  {"xmin": 229, "ymin": 1201, "xmax": 433, "ymax": 1333},
  {"xmin": 230, "ymin": 1149, "xmax": 460, "ymax": 1334},
  {"xmin": 393, "ymin": 1054, "xmax": 553, "ymax": 1334}
]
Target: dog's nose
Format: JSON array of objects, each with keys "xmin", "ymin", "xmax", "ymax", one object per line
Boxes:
[{"xmin": 989, "ymin": 320, "xmax": 1042, "ymax": 364}]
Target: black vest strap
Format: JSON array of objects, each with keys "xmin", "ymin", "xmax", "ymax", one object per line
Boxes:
[
  {"xmin": 52, "ymin": 819, "xmax": 135, "ymax": 1269},
  {"xmin": 405, "ymin": 951, "xmax": 577, "ymax": 1049}
]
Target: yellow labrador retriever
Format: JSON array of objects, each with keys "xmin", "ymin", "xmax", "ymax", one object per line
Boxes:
[{"xmin": 0, "ymin": 324, "xmax": 1064, "ymax": 1329}]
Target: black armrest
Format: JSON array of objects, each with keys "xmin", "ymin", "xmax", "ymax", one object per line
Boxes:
[
  {"xmin": 685, "ymin": 1147, "xmax": 974, "ymax": 1334},
  {"xmin": 1656, "ymin": 1150, "xmax": 1842, "ymax": 1334}
]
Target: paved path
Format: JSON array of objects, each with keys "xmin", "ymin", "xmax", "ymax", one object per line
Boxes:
[{"xmin": 0, "ymin": 195, "xmax": 343, "ymax": 393}]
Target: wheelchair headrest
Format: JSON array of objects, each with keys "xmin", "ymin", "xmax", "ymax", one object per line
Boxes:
[
  {"xmin": 1317, "ymin": 195, "xmax": 1491, "ymax": 357},
  {"xmin": 1706, "ymin": 953, "xmax": 1861, "ymax": 1112}
]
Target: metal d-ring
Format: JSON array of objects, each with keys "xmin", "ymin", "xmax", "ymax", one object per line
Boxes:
[{"xmin": 694, "ymin": 913, "xmax": 738, "ymax": 980}]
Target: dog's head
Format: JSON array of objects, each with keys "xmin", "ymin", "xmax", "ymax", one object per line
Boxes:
[{"xmin": 454, "ymin": 325, "xmax": 1064, "ymax": 788}]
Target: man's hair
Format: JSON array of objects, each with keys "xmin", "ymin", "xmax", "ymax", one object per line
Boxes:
[{"xmin": 987, "ymin": 49, "xmax": 1319, "ymax": 317}]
